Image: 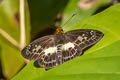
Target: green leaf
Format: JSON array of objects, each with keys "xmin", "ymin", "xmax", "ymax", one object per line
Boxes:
[
  {"xmin": 28, "ymin": 0, "xmax": 112, "ymax": 39},
  {"xmin": 12, "ymin": 3, "xmax": 120, "ymax": 80},
  {"xmin": 62, "ymin": 0, "xmax": 112, "ymax": 30},
  {"xmin": 12, "ymin": 40, "xmax": 120, "ymax": 80},
  {"xmin": 28, "ymin": 0, "xmax": 69, "ymax": 38},
  {"xmin": 0, "ymin": 0, "xmax": 30, "ymax": 79}
]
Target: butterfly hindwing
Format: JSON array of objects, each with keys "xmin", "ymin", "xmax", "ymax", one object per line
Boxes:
[
  {"xmin": 62, "ymin": 43, "xmax": 82, "ymax": 62},
  {"xmin": 61, "ymin": 35, "xmax": 82, "ymax": 62}
]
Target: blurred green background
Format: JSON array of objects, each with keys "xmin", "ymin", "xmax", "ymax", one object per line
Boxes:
[{"xmin": 0, "ymin": 0, "xmax": 120, "ymax": 80}]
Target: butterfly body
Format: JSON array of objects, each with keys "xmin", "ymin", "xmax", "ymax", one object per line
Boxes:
[{"xmin": 22, "ymin": 27, "xmax": 103, "ymax": 70}]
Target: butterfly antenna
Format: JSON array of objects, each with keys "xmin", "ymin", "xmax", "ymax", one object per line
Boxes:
[{"xmin": 61, "ymin": 14, "xmax": 76, "ymax": 27}]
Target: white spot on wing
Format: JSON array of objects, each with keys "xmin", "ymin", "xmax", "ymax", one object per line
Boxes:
[
  {"xmin": 32, "ymin": 45, "xmax": 41, "ymax": 53},
  {"xmin": 82, "ymin": 34, "xmax": 85, "ymax": 36},
  {"xmin": 36, "ymin": 46, "xmax": 41, "ymax": 51},
  {"xmin": 84, "ymin": 37, "xmax": 87, "ymax": 40},
  {"xmin": 63, "ymin": 42, "xmax": 75, "ymax": 50},
  {"xmin": 77, "ymin": 36, "xmax": 83, "ymax": 41},
  {"xmin": 35, "ymin": 45, "xmax": 37, "ymax": 47},
  {"xmin": 44, "ymin": 47, "xmax": 57, "ymax": 55}
]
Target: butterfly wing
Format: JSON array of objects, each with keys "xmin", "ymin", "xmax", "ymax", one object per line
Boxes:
[
  {"xmin": 22, "ymin": 35, "xmax": 58, "ymax": 69},
  {"xmin": 65, "ymin": 29, "xmax": 104, "ymax": 49},
  {"xmin": 62, "ymin": 36, "xmax": 82, "ymax": 62},
  {"xmin": 62, "ymin": 29, "xmax": 103, "ymax": 62}
]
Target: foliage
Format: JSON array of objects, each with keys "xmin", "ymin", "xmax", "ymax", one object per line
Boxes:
[
  {"xmin": 12, "ymin": 3, "xmax": 120, "ymax": 80},
  {"xmin": 0, "ymin": 0, "xmax": 30, "ymax": 79},
  {"xmin": 0, "ymin": 0, "xmax": 119, "ymax": 80}
]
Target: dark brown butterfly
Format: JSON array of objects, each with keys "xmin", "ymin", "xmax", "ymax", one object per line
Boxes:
[{"xmin": 22, "ymin": 27, "xmax": 103, "ymax": 70}]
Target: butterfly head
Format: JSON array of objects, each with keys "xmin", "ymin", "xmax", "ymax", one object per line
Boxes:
[{"xmin": 56, "ymin": 27, "xmax": 64, "ymax": 34}]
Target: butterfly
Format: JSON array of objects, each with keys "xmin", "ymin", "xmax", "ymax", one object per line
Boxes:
[{"xmin": 22, "ymin": 27, "xmax": 103, "ymax": 70}]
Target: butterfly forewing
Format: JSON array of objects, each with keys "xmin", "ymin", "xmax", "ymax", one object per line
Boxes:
[{"xmin": 65, "ymin": 29, "xmax": 103, "ymax": 50}]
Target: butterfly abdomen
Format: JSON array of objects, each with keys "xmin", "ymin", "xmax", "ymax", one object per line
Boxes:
[{"xmin": 56, "ymin": 44, "xmax": 63, "ymax": 64}]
